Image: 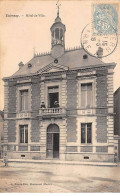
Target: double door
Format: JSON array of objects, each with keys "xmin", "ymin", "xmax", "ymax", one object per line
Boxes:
[{"xmin": 47, "ymin": 133, "xmax": 59, "ymax": 159}]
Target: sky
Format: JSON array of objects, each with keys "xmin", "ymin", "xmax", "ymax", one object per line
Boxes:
[{"xmin": 0, "ymin": 0, "xmax": 120, "ymax": 110}]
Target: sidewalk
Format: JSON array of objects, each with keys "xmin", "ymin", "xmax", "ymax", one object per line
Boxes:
[{"xmin": 0, "ymin": 158, "xmax": 118, "ymax": 167}]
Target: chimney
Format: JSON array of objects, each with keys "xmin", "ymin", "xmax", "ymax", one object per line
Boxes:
[
  {"xmin": 18, "ymin": 61, "xmax": 24, "ymax": 69},
  {"xmin": 97, "ymin": 47, "xmax": 103, "ymax": 58}
]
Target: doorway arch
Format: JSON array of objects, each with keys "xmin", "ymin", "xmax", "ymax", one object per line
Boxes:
[{"xmin": 46, "ymin": 124, "xmax": 60, "ymax": 159}]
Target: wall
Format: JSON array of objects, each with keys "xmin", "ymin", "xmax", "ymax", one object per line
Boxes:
[
  {"xmin": 114, "ymin": 88, "xmax": 120, "ymax": 135},
  {"xmin": 66, "ymin": 73, "xmax": 77, "ymax": 143},
  {"xmin": 0, "ymin": 113, "xmax": 4, "ymax": 158},
  {"xmin": 96, "ymin": 68, "xmax": 108, "ymax": 143},
  {"xmin": 8, "ymin": 80, "xmax": 17, "ymax": 118}
]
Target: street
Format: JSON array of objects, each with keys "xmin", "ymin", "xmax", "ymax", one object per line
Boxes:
[{"xmin": 0, "ymin": 162, "xmax": 120, "ymax": 192}]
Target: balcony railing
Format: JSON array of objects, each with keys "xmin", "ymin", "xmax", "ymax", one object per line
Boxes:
[{"xmin": 39, "ymin": 107, "xmax": 66, "ymax": 117}]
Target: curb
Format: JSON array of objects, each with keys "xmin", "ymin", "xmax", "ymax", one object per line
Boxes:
[{"xmin": 0, "ymin": 159, "xmax": 117, "ymax": 167}]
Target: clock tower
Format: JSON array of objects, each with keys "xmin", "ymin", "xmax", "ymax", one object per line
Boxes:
[{"xmin": 50, "ymin": 3, "xmax": 66, "ymax": 58}]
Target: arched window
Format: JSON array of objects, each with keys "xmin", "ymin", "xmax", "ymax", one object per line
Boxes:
[
  {"xmin": 55, "ymin": 28, "xmax": 59, "ymax": 39},
  {"xmin": 60, "ymin": 29, "xmax": 63, "ymax": 40},
  {"xmin": 47, "ymin": 124, "xmax": 59, "ymax": 133}
]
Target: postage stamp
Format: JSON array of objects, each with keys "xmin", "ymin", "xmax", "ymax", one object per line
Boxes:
[{"xmin": 92, "ymin": 4, "xmax": 118, "ymax": 35}]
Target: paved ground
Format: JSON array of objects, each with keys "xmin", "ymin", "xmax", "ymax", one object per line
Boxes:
[{"xmin": 0, "ymin": 161, "xmax": 120, "ymax": 193}]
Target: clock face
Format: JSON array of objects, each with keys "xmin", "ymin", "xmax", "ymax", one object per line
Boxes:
[
  {"xmin": 53, "ymin": 39, "xmax": 63, "ymax": 46},
  {"xmin": 81, "ymin": 22, "xmax": 118, "ymax": 58},
  {"xmin": 56, "ymin": 40, "xmax": 61, "ymax": 44}
]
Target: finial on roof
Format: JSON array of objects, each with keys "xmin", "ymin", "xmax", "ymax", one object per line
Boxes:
[
  {"xmin": 18, "ymin": 61, "xmax": 24, "ymax": 69},
  {"xmin": 56, "ymin": 0, "xmax": 61, "ymax": 17}
]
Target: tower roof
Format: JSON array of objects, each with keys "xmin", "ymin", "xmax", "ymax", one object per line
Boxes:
[
  {"xmin": 51, "ymin": 1, "xmax": 65, "ymax": 30},
  {"xmin": 56, "ymin": 0, "xmax": 61, "ymax": 20},
  {"xmin": 55, "ymin": 15, "xmax": 61, "ymax": 23},
  {"xmin": 55, "ymin": 1, "xmax": 61, "ymax": 23}
]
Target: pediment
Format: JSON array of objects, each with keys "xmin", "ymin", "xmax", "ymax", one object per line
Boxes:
[{"xmin": 37, "ymin": 63, "xmax": 68, "ymax": 74}]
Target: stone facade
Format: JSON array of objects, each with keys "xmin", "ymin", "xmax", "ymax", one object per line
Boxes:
[
  {"xmin": 3, "ymin": 10, "xmax": 116, "ymax": 162},
  {"xmin": 0, "ymin": 111, "xmax": 4, "ymax": 158},
  {"xmin": 114, "ymin": 87, "xmax": 120, "ymax": 136},
  {"xmin": 114, "ymin": 87, "xmax": 120, "ymax": 162}
]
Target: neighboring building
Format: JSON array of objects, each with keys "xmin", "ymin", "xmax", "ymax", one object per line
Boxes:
[
  {"xmin": 3, "ymin": 9, "xmax": 116, "ymax": 162},
  {"xmin": 0, "ymin": 110, "xmax": 4, "ymax": 158},
  {"xmin": 114, "ymin": 87, "xmax": 120, "ymax": 162}
]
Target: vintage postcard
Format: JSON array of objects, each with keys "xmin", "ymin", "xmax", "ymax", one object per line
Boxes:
[{"xmin": 0, "ymin": 0, "xmax": 120, "ymax": 193}]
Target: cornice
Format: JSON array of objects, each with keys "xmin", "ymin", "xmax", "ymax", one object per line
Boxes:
[{"xmin": 2, "ymin": 62, "xmax": 116, "ymax": 81}]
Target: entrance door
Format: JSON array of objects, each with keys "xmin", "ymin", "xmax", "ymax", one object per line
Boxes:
[
  {"xmin": 46, "ymin": 124, "xmax": 59, "ymax": 159},
  {"xmin": 53, "ymin": 133, "xmax": 59, "ymax": 158}
]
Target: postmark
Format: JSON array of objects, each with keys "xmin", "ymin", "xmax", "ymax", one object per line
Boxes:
[
  {"xmin": 93, "ymin": 4, "xmax": 118, "ymax": 35},
  {"xmin": 81, "ymin": 21, "xmax": 118, "ymax": 58}
]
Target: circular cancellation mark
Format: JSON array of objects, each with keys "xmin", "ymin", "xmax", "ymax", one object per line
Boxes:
[{"xmin": 81, "ymin": 21, "xmax": 118, "ymax": 58}]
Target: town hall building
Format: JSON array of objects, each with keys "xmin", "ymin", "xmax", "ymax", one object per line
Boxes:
[{"xmin": 3, "ymin": 7, "xmax": 116, "ymax": 162}]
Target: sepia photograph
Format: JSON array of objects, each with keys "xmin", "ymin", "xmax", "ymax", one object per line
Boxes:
[{"xmin": 0, "ymin": 0, "xmax": 120, "ymax": 193}]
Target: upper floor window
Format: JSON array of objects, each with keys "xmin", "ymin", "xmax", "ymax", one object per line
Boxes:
[
  {"xmin": 20, "ymin": 90, "xmax": 28, "ymax": 111},
  {"xmin": 81, "ymin": 83, "xmax": 92, "ymax": 108},
  {"xmin": 81, "ymin": 123, "xmax": 92, "ymax": 144},
  {"xmin": 48, "ymin": 86, "xmax": 59, "ymax": 108},
  {"xmin": 20, "ymin": 125, "xmax": 28, "ymax": 144}
]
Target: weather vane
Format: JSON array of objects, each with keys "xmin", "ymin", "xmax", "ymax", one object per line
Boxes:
[{"xmin": 56, "ymin": 0, "xmax": 61, "ymax": 17}]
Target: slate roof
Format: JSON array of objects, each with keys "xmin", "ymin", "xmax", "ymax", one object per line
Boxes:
[{"xmin": 11, "ymin": 48, "xmax": 105, "ymax": 78}]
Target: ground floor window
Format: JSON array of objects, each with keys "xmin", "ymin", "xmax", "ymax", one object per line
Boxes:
[
  {"xmin": 20, "ymin": 125, "xmax": 28, "ymax": 143},
  {"xmin": 81, "ymin": 123, "xmax": 92, "ymax": 144}
]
